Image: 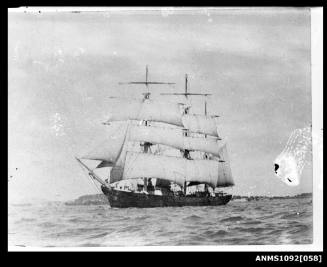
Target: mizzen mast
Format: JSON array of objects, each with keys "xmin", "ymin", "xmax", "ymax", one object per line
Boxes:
[
  {"xmin": 160, "ymin": 74, "xmax": 215, "ymax": 115},
  {"xmin": 160, "ymin": 74, "xmax": 218, "ymax": 193}
]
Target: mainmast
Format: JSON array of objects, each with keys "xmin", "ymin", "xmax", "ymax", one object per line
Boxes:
[
  {"xmin": 160, "ymin": 74, "xmax": 217, "ymax": 194},
  {"xmin": 118, "ymin": 65, "xmax": 175, "ymax": 190}
]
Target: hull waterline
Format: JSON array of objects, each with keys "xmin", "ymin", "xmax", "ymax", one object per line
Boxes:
[{"xmin": 101, "ymin": 186, "xmax": 232, "ymax": 208}]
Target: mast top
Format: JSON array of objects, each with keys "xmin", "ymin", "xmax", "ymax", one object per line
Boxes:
[
  {"xmin": 160, "ymin": 74, "xmax": 212, "ymax": 97},
  {"xmin": 161, "ymin": 74, "xmax": 214, "ymax": 116},
  {"xmin": 118, "ymin": 65, "xmax": 175, "ymax": 99}
]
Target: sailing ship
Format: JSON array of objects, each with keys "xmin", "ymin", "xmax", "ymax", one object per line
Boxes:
[{"xmin": 76, "ymin": 66, "xmax": 234, "ymax": 208}]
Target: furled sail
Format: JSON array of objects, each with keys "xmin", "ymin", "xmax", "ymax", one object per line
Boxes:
[
  {"xmin": 129, "ymin": 125, "xmax": 224, "ymax": 157},
  {"xmin": 182, "ymin": 114, "xmax": 219, "ymax": 137},
  {"xmin": 123, "ymin": 152, "xmax": 219, "ymax": 188},
  {"xmin": 105, "ymin": 99, "xmax": 184, "ymax": 126},
  {"xmin": 217, "ymin": 143, "xmax": 234, "ymax": 187},
  {"xmin": 80, "ymin": 122, "xmax": 129, "ymax": 165}
]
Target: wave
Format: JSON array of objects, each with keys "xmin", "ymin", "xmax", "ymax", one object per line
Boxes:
[
  {"xmin": 220, "ymin": 216, "xmax": 244, "ymax": 223},
  {"xmin": 86, "ymin": 232, "xmax": 108, "ymax": 239},
  {"xmin": 202, "ymin": 229, "xmax": 229, "ymax": 238},
  {"xmin": 16, "ymin": 217, "xmax": 36, "ymax": 223},
  {"xmin": 8, "ymin": 197, "xmax": 313, "ymax": 247},
  {"xmin": 11, "ymin": 203, "xmax": 32, "ymax": 207},
  {"xmin": 182, "ymin": 215, "xmax": 202, "ymax": 222},
  {"xmin": 242, "ymin": 220, "xmax": 262, "ymax": 225},
  {"xmin": 280, "ymin": 212, "xmax": 305, "ymax": 220},
  {"xmin": 232, "ymin": 227, "xmax": 266, "ymax": 234},
  {"xmin": 80, "ymin": 243, "xmax": 102, "ymax": 247}
]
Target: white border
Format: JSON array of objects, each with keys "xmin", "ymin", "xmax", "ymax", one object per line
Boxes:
[
  {"xmin": 311, "ymin": 6, "xmax": 324, "ymax": 252},
  {"xmin": 8, "ymin": 7, "xmax": 323, "ymax": 252},
  {"xmin": 8, "ymin": 6, "xmax": 314, "ymax": 13}
]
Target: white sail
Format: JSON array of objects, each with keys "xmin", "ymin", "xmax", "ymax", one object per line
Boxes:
[
  {"xmin": 129, "ymin": 125, "xmax": 224, "ymax": 157},
  {"xmin": 80, "ymin": 122, "xmax": 129, "ymax": 165},
  {"xmin": 105, "ymin": 99, "xmax": 219, "ymax": 136},
  {"xmin": 217, "ymin": 143, "xmax": 234, "ymax": 187},
  {"xmin": 123, "ymin": 152, "xmax": 219, "ymax": 188},
  {"xmin": 182, "ymin": 114, "xmax": 219, "ymax": 137},
  {"xmin": 105, "ymin": 99, "xmax": 184, "ymax": 126}
]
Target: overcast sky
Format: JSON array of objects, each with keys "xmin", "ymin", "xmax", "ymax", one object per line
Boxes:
[{"xmin": 8, "ymin": 8, "xmax": 312, "ymax": 202}]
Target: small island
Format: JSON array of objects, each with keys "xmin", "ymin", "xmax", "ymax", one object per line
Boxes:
[
  {"xmin": 65, "ymin": 194, "xmax": 109, "ymax": 205},
  {"xmin": 231, "ymin": 192, "xmax": 312, "ymax": 202}
]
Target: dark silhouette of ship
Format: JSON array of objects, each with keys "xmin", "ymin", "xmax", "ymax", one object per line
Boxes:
[{"xmin": 76, "ymin": 66, "xmax": 234, "ymax": 208}]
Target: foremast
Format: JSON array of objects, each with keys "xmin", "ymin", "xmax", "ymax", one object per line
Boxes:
[{"xmin": 121, "ymin": 65, "xmax": 176, "ymax": 190}]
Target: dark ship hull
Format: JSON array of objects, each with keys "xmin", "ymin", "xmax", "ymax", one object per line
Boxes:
[{"xmin": 101, "ymin": 185, "xmax": 232, "ymax": 208}]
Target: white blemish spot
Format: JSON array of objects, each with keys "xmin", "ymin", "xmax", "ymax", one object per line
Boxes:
[
  {"xmin": 51, "ymin": 113, "xmax": 65, "ymax": 137},
  {"xmin": 274, "ymin": 127, "xmax": 312, "ymax": 186}
]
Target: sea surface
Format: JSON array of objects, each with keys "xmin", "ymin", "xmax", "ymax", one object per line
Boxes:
[{"xmin": 8, "ymin": 197, "xmax": 312, "ymax": 247}]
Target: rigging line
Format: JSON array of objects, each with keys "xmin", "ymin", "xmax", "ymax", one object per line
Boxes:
[
  {"xmin": 90, "ymin": 174, "xmax": 102, "ymax": 194},
  {"xmin": 77, "ymin": 161, "xmax": 102, "ymax": 193},
  {"xmin": 108, "ymin": 96, "xmax": 140, "ymax": 101},
  {"xmin": 88, "ymin": 172, "xmax": 101, "ymax": 193},
  {"xmin": 123, "ymin": 150, "xmax": 138, "ymax": 178},
  {"xmin": 113, "ymin": 121, "xmax": 131, "ymax": 163}
]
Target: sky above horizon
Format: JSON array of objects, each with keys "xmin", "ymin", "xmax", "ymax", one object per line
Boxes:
[{"xmin": 8, "ymin": 8, "xmax": 313, "ymax": 203}]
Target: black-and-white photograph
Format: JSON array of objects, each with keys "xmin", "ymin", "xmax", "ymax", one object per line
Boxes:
[{"xmin": 8, "ymin": 7, "xmax": 323, "ymax": 250}]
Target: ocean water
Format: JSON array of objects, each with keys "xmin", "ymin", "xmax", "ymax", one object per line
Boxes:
[{"xmin": 8, "ymin": 197, "xmax": 312, "ymax": 247}]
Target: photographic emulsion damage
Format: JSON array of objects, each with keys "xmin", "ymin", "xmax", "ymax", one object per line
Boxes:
[{"xmin": 8, "ymin": 7, "xmax": 322, "ymax": 251}]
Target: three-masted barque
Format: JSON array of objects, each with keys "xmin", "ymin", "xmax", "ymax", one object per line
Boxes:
[{"xmin": 76, "ymin": 66, "xmax": 234, "ymax": 208}]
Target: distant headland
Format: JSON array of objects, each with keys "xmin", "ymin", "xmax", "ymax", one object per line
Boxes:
[
  {"xmin": 65, "ymin": 194, "xmax": 109, "ymax": 205},
  {"xmin": 231, "ymin": 192, "xmax": 312, "ymax": 202}
]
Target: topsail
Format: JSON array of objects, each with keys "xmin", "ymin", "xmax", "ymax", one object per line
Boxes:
[
  {"xmin": 129, "ymin": 125, "xmax": 224, "ymax": 157},
  {"xmin": 182, "ymin": 114, "xmax": 219, "ymax": 137},
  {"xmin": 105, "ymin": 99, "xmax": 219, "ymax": 136},
  {"xmin": 105, "ymin": 98, "xmax": 184, "ymax": 126}
]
